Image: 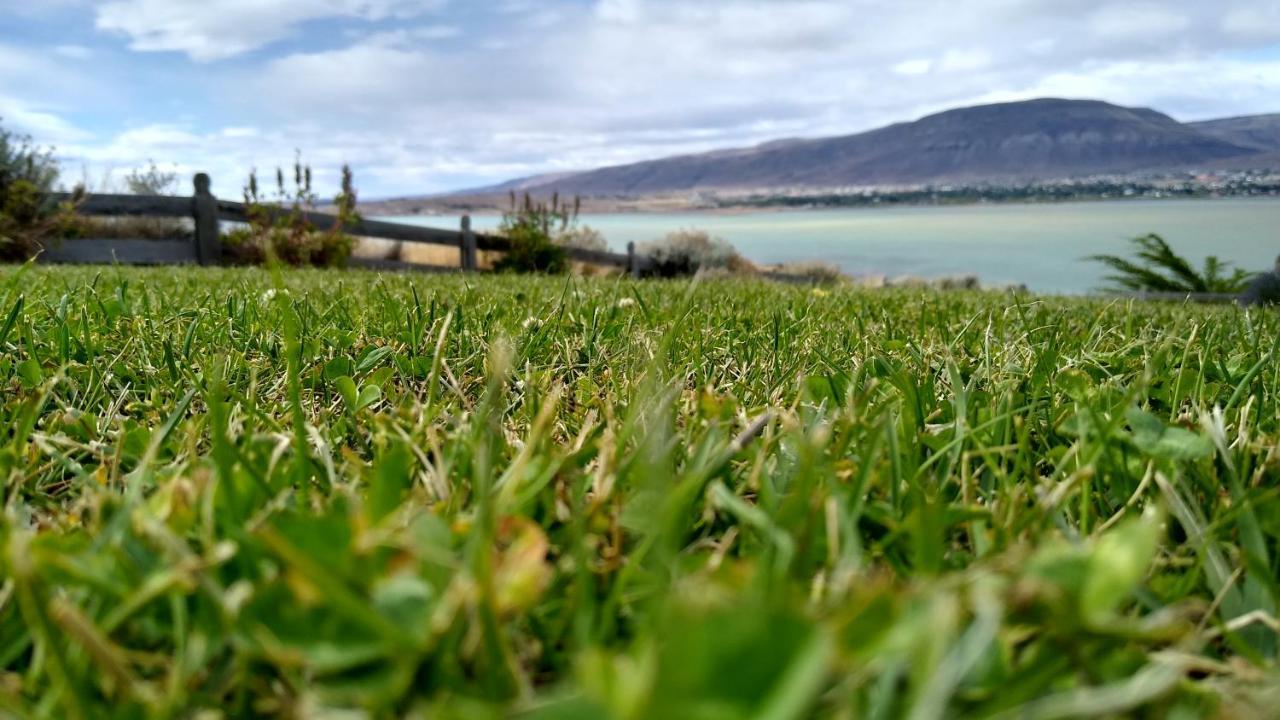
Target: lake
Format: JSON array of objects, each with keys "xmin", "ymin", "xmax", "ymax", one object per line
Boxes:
[{"xmin": 384, "ymin": 198, "xmax": 1280, "ymax": 294}]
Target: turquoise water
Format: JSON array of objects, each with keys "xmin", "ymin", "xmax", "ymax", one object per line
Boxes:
[{"xmin": 385, "ymin": 198, "xmax": 1280, "ymax": 293}]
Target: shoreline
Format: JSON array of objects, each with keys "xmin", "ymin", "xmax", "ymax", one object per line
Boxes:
[
  {"xmin": 359, "ymin": 191, "xmax": 1280, "ymax": 219},
  {"xmin": 368, "ymin": 193, "xmax": 1280, "ymax": 220}
]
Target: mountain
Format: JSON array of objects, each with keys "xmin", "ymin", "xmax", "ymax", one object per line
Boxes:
[
  {"xmin": 1189, "ymin": 114, "xmax": 1280, "ymax": 152},
  {"xmin": 508, "ymin": 99, "xmax": 1259, "ymax": 196},
  {"xmin": 356, "ymin": 98, "xmax": 1280, "ymax": 214}
]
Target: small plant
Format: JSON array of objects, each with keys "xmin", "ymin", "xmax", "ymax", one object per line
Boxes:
[
  {"xmin": 493, "ymin": 192, "xmax": 574, "ymax": 273},
  {"xmin": 222, "ymin": 155, "xmax": 357, "ymax": 267},
  {"xmin": 1089, "ymin": 233, "xmax": 1254, "ymax": 293},
  {"xmin": 640, "ymin": 228, "xmax": 740, "ymax": 277}
]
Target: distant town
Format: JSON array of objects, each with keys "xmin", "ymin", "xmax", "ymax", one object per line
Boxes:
[
  {"xmin": 707, "ymin": 169, "xmax": 1280, "ymax": 210},
  {"xmin": 361, "ymin": 168, "xmax": 1280, "ymax": 216}
]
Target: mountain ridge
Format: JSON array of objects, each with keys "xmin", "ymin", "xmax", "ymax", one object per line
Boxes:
[
  {"xmin": 512, "ymin": 99, "xmax": 1262, "ymax": 196},
  {"xmin": 362, "ymin": 98, "xmax": 1280, "ymax": 212},
  {"xmin": 1188, "ymin": 114, "xmax": 1280, "ymax": 152}
]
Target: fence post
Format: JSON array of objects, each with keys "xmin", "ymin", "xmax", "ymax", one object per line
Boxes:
[
  {"xmin": 461, "ymin": 215, "xmax": 477, "ymax": 272},
  {"xmin": 627, "ymin": 241, "xmax": 639, "ymax": 279},
  {"xmin": 192, "ymin": 173, "xmax": 221, "ymax": 266}
]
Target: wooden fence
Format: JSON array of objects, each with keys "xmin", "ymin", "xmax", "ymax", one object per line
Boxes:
[{"xmin": 41, "ymin": 173, "xmax": 653, "ymax": 277}]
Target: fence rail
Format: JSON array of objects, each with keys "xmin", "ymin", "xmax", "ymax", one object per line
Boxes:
[{"xmin": 46, "ymin": 173, "xmax": 651, "ymax": 276}]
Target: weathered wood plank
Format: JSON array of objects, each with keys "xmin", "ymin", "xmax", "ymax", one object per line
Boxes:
[
  {"xmin": 53, "ymin": 193, "xmax": 193, "ymax": 217},
  {"xmin": 217, "ymin": 201, "xmax": 470, "ymax": 248},
  {"xmin": 220, "ymin": 201, "xmax": 641, "ymax": 270},
  {"xmin": 348, "ymin": 257, "xmax": 461, "ymax": 274},
  {"xmin": 565, "ymin": 246, "xmax": 645, "ymax": 269},
  {"xmin": 36, "ymin": 238, "xmax": 198, "ymax": 265}
]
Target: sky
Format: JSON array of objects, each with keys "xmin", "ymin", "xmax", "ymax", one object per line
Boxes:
[{"xmin": 3, "ymin": 0, "xmax": 1280, "ymax": 199}]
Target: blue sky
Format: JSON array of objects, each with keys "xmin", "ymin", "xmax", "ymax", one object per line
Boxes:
[{"xmin": 3, "ymin": 0, "xmax": 1280, "ymax": 199}]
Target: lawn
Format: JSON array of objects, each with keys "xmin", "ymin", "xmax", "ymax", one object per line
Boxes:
[{"xmin": 1, "ymin": 265, "xmax": 1278, "ymax": 718}]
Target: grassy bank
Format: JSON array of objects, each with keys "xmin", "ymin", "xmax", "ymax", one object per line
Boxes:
[{"xmin": 2, "ymin": 266, "xmax": 1279, "ymax": 717}]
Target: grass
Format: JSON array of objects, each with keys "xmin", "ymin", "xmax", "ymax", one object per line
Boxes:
[{"xmin": 1, "ymin": 264, "xmax": 1279, "ymax": 718}]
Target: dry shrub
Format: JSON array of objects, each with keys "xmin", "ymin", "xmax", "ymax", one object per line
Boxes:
[
  {"xmin": 556, "ymin": 225, "xmax": 607, "ymax": 253},
  {"xmin": 771, "ymin": 261, "xmax": 845, "ymax": 284},
  {"xmin": 640, "ymin": 229, "xmax": 741, "ymax": 278}
]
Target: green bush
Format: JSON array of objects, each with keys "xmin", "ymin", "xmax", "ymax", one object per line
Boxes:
[
  {"xmin": 0, "ymin": 121, "xmax": 77, "ymax": 260},
  {"xmin": 493, "ymin": 192, "xmax": 575, "ymax": 273},
  {"xmin": 223, "ymin": 158, "xmax": 358, "ymax": 267},
  {"xmin": 1089, "ymin": 233, "xmax": 1253, "ymax": 293},
  {"xmin": 0, "ymin": 122, "xmax": 58, "ymax": 194}
]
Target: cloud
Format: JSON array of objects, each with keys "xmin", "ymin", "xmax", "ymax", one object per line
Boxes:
[
  {"xmin": 0, "ymin": 43, "xmax": 99, "ymax": 145},
  {"xmin": 1089, "ymin": 4, "xmax": 1190, "ymax": 40},
  {"xmin": 3, "ymin": 0, "xmax": 1278, "ymax": 197},
  {"xmin": 998, "ymin": 58, "xmax": 1280, "ymax": 120},
  {"xmin": 0, "ymin": 96, "xmax": 93, "ymax": 145},
  {"xmin": 893, "ymin": 59, "xmax": 933, "ymax": 76},
  {"xmin": 94, "ymin": 0, "xmax": 446, "ymax": 61},
  {"xmin": 1221, "ymin": 5, "xmax": 1280, "ymax": 43}
]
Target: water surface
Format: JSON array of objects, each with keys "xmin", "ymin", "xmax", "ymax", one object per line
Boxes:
[{"xmin": 385, "ymin": 198, "xmax": 1280, "ymax": 293}]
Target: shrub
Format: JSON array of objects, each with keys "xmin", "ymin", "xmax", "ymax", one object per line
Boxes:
[
  {"xmin": 223, "ymin": 158, "xmax": 357, "ymax": 267},
  {"xmin": 1089, "ymin": 233, "xmax": 1253, "ymax": 294},
  {"xmin": 556, "ymin": 225, "xmax": 607, "ymax": 253},
  {"xmin": 640, "ymin": 229, "xmax": 740, "ymax": 277},
  {"xmin": 770, "ymin": 260, "xmax": 845, "ymax": 284},
  {"xmin": 0, "ymin": 123, "xmax": 58, "ymax": 194},
  {"xmin": 493, "ymin": 193, "xmax": 575, "ymax": 274},
  {"xmin": 124, "ymin": 160, "xmax": 179, "ymax": 196},
  {"xmin": 0, "ymin": 121, "xmax": 79, "ymax": 260},
  {"xmin": 555, "ymin": 224, "xmax": 615, "ymax": 275}
]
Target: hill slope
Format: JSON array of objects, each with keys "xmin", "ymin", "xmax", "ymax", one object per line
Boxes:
[
  {"xmin": 1189, "ymin": 114, "xmax": 1280, "ymax": 152},
  {"xmin": 518, "ymin": 99, "xmax": 1258, "ymax": 195}
]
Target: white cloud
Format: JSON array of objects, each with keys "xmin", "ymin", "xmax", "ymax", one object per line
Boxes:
[
  {"xmin": 0, "ymin": 43, "xmax": 98, "ymax": 145},
  {"xmin": 1221, "ymin": 5, "xmax": 1280, "ymax": 43},
  {"xmin": 0, "ymin": 96, "xmax": 93, "ymax": 145},
  {"xmin": 1006, "ymin": 58, "xmax": 1280, "ymax": 120},
  {"xmin": 893, "ymin": 59, "xmax": 932, "ymax": 76},
  {"xmin": 95, "ymin": 0, "xmax": 446, "ymax": 61},
  {"xmin": 938, "ymin": 49, "xmax": 992, "ymax": 73},
  {"xmin": 207, "ymin": 0, "xmax": 1280, "ymax": 193},
  {"xmin": 3, "ymin": 0, "xmax": 1277, "ymax": 197},
  {"xmin": 1089, "ymin": 4, "xmax": 1190, "ymax": 40}
]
